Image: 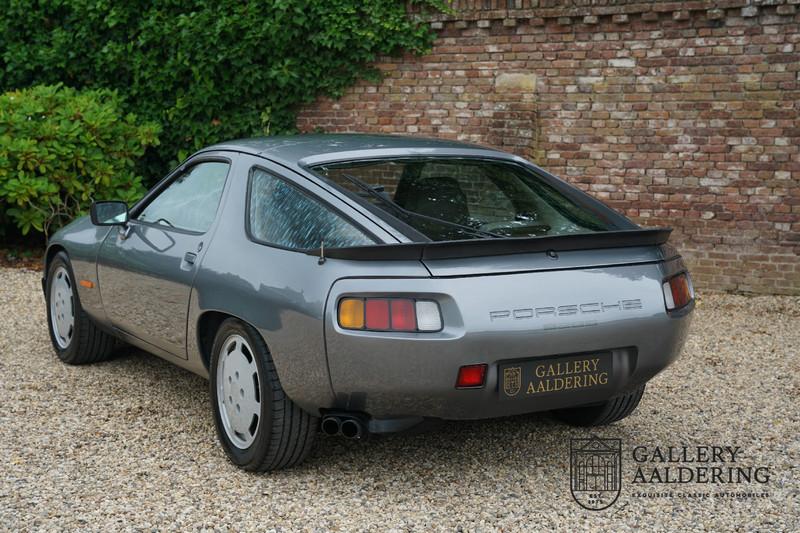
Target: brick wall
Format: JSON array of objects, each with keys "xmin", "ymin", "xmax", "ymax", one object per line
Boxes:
[{"xmin": 297, "ymin": 0, "xmax": 800, "ymax": 295}]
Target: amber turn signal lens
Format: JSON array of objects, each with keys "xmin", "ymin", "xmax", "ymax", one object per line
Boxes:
[
  {"xmin": 338, "ymin": 298, "xmax": 365, "ymax": 329},
  {"xmin": 662, "ymin": 273, "xmax": 693, "ymax": 311}
]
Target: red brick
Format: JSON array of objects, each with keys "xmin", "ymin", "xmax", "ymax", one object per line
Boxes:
[{"xmin": 297, "ymin": 2, "xmax": 800, "ymax": 294}]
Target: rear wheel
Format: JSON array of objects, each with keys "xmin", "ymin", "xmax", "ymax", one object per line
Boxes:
[
  {"xmin": 553, "ymin": 384, "xmax": 646, "ymax": 426},
  {"xmin": 46, "ymin": 251, "xmax": 119, "ymax": 364},
  {"xmin": 210, "ymin": 318, "xmax": 317, "ymax": 471}
]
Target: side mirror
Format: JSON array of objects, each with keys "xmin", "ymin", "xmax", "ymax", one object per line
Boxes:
[{"xmin": 90, "ymin": 201, "xmax": 129, "ymax": 226}]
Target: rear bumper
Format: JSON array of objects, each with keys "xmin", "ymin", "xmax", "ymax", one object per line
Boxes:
[
  {"xmin": 327, "ymin": 311, "xmax": 691, "ymax": 421},
  {"xmin": 323, "ymin": 260, "xmax": 693, "ymax": 420}
]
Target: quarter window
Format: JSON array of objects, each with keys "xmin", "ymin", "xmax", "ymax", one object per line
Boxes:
[
  {"xmin": 138, "ymin": 161, "xmax": 230, "ymax": 233},
  {"xmin": 248, "ymin": 168, "xmax": 373, "ymax": 250}
]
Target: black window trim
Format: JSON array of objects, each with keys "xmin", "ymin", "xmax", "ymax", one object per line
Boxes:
[
  {"xmin": 244, "ymin": 165, "xmax": 380, "ymax": 253},
  {"xmin": 129, "ymin": 154, "xmax": 233, "ymax": 236}
]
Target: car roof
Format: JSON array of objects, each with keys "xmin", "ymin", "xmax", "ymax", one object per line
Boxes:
[{"xmin": 199, "ymin": 134, "xmax": 516, "ymax": 167}]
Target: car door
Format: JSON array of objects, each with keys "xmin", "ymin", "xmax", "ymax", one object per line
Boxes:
[{"xmin": 97, "ymin": 156, "xmax": 232, "ymax": 357}]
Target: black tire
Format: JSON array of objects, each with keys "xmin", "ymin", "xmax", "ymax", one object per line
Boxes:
[
  {"xmin": 45, "ymin": 251, "xmax": 119, "ymax": 365},
  {"xmin": 209, "ymin": 318, "xmax": 317, "ymax": 471},
  {"xmin": 553, "ymin": 384, "xmax": 646, "ymax": 427}
]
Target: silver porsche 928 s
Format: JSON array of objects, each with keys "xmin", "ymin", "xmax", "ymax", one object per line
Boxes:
[{"xmin": 44, "ymin": 134, "xmax": 694, "ymax": 471}]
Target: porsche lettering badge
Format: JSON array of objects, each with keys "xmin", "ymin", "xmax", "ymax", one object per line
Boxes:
[{"xmin": 489, "ymin": 299, "xmax": 643, "ymax": 322}]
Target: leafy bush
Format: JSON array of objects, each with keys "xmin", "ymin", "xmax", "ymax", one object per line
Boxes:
[
  {"xmin": 0, "ymin": 84, "xmax": 160, "ymax": 236},
  {"xmin": 0, "ymin": 1, "xmax": 444, "ymax": 177}
]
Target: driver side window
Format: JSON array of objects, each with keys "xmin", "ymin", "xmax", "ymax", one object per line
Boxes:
[{"xmin": 138, "ymin": 161, "xmax": 230, "ymax": 233}]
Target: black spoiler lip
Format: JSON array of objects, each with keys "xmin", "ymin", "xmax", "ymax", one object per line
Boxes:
[{"xmin": 307, "ymin": 228, "xmax": 673, "ymax": 261}]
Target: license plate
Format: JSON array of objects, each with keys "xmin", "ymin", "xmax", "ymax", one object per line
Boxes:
[{"xmin": 499, "ymin": 353, "xmax": 612, "ymax": 400}]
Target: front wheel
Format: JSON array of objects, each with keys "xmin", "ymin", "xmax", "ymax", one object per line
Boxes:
[
  {"xmin": 45, "ymin": 251, "xmax": 119, "ymax": 364},
  {"xmin": 553, "ymin": 384, "xmax": 646, "ymax": 426},
  {"xmin": 209, "ymin": 318, "xmax": 317, "ymax": 471}
]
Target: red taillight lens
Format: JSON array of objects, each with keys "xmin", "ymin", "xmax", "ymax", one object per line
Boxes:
[
  {"xmin": 365, "ymin": 299, "xmax": 390, "ymax": 330},
  {"xmin": 662, "ymin": 273, "xmax": 693, "ymax": 310},
  {"xmin": 390, "ymin": 299, "xmax": 416, "ymax": 331},
  {"xmin": 456, "ymin": 364, "xmax": 487, "ymax": 388}
]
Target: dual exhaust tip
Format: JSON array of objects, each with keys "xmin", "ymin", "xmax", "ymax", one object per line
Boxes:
[{"xmin": 321, "ymin": 415, "xmax": 365, "ymax": 439}]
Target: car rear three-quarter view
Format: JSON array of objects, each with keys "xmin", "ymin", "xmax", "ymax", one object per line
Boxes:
[{"xmin": 43, "ymin": 134, "xmax": 694, "ymax": 471}]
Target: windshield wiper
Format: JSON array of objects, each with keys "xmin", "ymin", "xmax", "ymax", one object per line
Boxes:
[{"xmin": 340, "ymin": 173, "xmax": 502, "ymax": 239}]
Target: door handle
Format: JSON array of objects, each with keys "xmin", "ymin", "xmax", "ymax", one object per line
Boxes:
[{"xmin": 183, "ymin": 252, "xmax": 197, "ymax": 265}]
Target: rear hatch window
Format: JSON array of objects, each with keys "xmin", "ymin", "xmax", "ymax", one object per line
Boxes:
[{"xmin": 311, "ymin": 158, "xmax": 625, "ymax": 242}]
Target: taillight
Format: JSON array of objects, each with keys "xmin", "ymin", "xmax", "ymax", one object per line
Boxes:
[
  {"xmin": 456, "ymin": 364, "xmax": 487, "ymax": 388},
  {"xmin": 365, "ymin": 299, "xmax": 390, "ymax": 330},
  {"xmin": 390, "ymin": 299, "xmax": 416, "ymax": 331},
  {"xmin": 338, "ymin": 298, "xmax": 365, "ymax": 329},
  {"xmin": 414, "ymin": 301, "xmax": 442, "ymax": 331},
  {"xmin": 338, "ymin": 297, "xmax": 442, "ymax": 332},
  {"xmin": 662, "ymin": 272, "xmax": 694, "ymax": 311}
]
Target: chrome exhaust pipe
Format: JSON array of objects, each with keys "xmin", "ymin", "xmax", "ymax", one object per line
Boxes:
[
  {"xmin": 321, "ymin": 412, "xmax": 367, "ymax": 439},
  {"xmin": 321, "ymin": 416, "xmax": 341, "ymax": 436},
  {"xmin": 340, "ymin": 418, "xmax": 363, "ymax": 440}
]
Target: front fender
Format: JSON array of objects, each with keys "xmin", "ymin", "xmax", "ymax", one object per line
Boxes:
[{"xmin": 45, "ymin": 216, "xmax": 112, "ymax": 325}]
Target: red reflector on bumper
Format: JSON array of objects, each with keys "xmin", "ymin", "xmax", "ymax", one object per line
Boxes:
[{"xmin": 456, "ymin": 364, "xmax": 487, "ymax": 388}]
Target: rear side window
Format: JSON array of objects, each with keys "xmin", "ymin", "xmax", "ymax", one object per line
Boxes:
[{"xmin": 247, "ymin": 168, "xmax": 374, "ymax": 250}]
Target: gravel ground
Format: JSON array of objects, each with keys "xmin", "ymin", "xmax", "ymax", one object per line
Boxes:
[{"xmin": 1, "ymin": 266, "xmax": 798, "ymax": 532}]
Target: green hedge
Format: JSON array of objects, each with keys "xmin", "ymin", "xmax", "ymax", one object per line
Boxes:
[
  {"xmin": 0, "ymin": 0, "xmax": 444, "ymax": 179},
  {"xmin": 0, "ymin": 85, "xmax": 160, "ymax": 237}
]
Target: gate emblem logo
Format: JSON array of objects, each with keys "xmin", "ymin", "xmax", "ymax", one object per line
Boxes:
[
  {"xmin": 503, "ymin": 367, "xmax": 522, "ymax": 397},
  {"xmin": 570, "ymin": 437, "xmax": 622, "ymax": 510}
]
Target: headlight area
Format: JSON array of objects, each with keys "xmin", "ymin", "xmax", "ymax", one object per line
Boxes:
[
  {"xmin": 662, "ymin": 272, "xmax": 694, "ymax": 312},
  {"xmin": 338, "ymin": 297, "xmax": 443, "ymax": 332}
]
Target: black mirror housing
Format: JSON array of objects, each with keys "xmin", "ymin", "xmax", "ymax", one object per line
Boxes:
[{"xmin": 90, "ymin": 201, "xmax": 129, "ymax": 226}]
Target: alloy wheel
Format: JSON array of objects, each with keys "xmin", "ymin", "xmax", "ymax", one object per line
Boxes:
[
  {"xmin": 49, "ymin": 266, "xmax": 75, "ymax": 349},
  {"xmin": 216, "ymin": 334, "xmax": 262, "ymax": 449}
]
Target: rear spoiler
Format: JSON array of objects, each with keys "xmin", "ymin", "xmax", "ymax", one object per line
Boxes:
[{"xmin": 307, "ymin": 228, "xmax": 672, "ymax": 261}]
